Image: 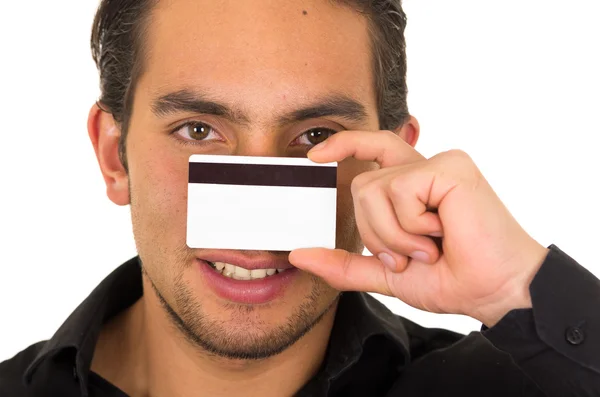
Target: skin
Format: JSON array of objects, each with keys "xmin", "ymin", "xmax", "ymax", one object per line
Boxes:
[
  {"xmin": 88, "ymin": 0, "xmax": 550, "ymax": 396},
  {"xmin": 87, "ymin": 0, "xmax": 418, "ymax": 396}
]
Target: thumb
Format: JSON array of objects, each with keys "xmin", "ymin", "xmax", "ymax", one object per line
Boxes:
[{"xmin": 289, "ymin": 248, "xmax": 394, "ymax": 295}]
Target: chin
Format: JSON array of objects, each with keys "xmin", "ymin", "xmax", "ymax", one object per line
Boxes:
[{"xmin": 148, "ymin": 260, "xmax": 339, "ymax": 360}]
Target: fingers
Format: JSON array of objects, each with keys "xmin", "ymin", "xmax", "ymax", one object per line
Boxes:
[
  {"xmin": 288, "ymin": 248, "xmax": 394, "ymax": 296},
  {"xmin": 357, "ymin": 185, "xmax": 441, "ymax": 266},
  {"xmin": 308, "ymin": 130, "xmax": 425, "ymax": 168},
  {"xmin": 354, "ymin": 201, "xmax": 410, "ymax": 272},
  {"xmin": 352, "ymin": 167, "xmax": 442, "ymax": 266}
]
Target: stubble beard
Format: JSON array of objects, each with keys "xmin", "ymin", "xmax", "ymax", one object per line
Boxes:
[{"xmin": 139, "ymin": 245, "xmax": 340, "ymax": 361}]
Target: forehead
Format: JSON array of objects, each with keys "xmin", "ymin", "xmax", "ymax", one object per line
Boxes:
[{"xmin": 140, "ymin": 0, "xmax": 376, "ymax": 118}]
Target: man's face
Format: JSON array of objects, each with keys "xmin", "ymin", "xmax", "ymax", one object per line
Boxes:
[{"xmin": 127, "ymin": 0, "xmax": 379, "ymax": 358}]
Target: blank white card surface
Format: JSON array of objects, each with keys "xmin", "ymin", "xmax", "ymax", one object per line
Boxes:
[{"xmin": 186, "ymin": 155, "xmax": 337, "ymax": 251}]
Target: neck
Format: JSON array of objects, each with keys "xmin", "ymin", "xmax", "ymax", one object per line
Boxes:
[{"xmin": 91, "ymin": 282, "xmax": 338, "ymax": 397}]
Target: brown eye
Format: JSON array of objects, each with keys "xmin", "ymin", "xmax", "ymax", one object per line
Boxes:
[
  {"xmin": 188, "ymin": 123, "xmax": 211, "ymax": 140},
  {"xmin": 301, "ymin": 128, "xmax": 336, "ymax": 146},
  {"xmin": 174, "ymin": 121, "xmax": 220, "ymax": 143}
]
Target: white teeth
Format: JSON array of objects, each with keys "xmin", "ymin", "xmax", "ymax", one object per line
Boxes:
[
  {"xmin": 250, "ymin": 269, "xmax": 267, "ymax": 278},
  {"xmin": 223, "ymin": 263, "xmax": 235, "ymax": 277},
  {"xmin": 233, "ymin": 267, "xmax": 251, "ymax": 280},
  {"xmin": 234, "ymin": 266, "xmax": 250, "ymax": 277},
  {"xmin": 210, "ymin": 261, "xmax": 282, "ymax": 280}
]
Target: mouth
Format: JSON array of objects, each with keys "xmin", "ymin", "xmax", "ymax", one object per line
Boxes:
[
  {"xmin": 205, "ymin": 260, "xmax": 289, "ymax": 280},
  {"xmin": 196, "ymin": 257, "xmax": 299, "ymax": 304}
]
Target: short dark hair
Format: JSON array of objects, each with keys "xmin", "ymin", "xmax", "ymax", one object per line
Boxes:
[{"xmin": 91, "ymin": 0, "xmax": 409, "ymax": 170}]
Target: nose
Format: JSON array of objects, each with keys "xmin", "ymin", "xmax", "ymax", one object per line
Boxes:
[{"xmin": 232, "ymin": 136, "xmax": 286, "ymax": 158}]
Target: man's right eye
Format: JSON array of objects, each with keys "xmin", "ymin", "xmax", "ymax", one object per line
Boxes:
[{"xmin": 173, "ymin": 121, "xmax": 221, "ymax": 143}]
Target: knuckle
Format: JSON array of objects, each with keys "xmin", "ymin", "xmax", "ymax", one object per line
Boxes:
[
  {"xmin": 389, "ymin": 175, "xmax": 408, "ymax": 196},
  {"xmin": 438, "ymin": 149, "xmax": 481, "ymax": 182}
]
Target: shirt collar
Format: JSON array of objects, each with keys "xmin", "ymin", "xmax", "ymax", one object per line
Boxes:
[
  {"xmin": 24, "ymin": 257, "xmax": 410, "ymax": 395},
  {"xmin": 312, "ymin": 291, "xmax": 410, "ymax": 393},
  {"xmin": 23, "ymin": 257, "xmax": 143, "ymax": 396}
]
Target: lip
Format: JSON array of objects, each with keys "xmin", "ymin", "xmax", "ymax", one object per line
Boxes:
[
  {"xmin": 197, "ymin": 251, "xmax": 295, "ymax": 271},
  {"xmin": 197, "ymin": 259, "xmax": 299, "ymax": 304}
]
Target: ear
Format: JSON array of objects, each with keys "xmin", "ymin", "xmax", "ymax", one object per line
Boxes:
[
  {"xmin": 87, "ymin": 103, "xmax": 130, "ymax": 205},
  {"xmin": 393, "ymin": 115, "xmax": 420, "ymax": 148}
]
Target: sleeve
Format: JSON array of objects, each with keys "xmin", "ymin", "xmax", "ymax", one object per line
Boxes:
[{"xmin": 481, "ymin": 244, "xmax": 600, "ymax": 397}]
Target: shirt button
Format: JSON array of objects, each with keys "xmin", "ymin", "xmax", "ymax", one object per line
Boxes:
[{"xmin": 565, "ymin": 326, "xmax": 585, "ymax": 345}]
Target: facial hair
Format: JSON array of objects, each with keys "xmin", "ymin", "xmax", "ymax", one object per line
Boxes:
[{"xmin": 140, "ymin": 248, "xmax": 340, "ymax": 360}]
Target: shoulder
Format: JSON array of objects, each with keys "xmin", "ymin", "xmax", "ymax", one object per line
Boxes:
[
  {"xmin": 396, "ymin": 315, "xmax": 518, "ymax": 377},
  {"xmin": 0, "ymin": 341, "xmax": 47, "ymax": 396}
]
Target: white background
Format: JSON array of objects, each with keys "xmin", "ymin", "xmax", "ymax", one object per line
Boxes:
[{"xmin": 0, "ymin": 1, "xmax": 599, "ymax": 362}]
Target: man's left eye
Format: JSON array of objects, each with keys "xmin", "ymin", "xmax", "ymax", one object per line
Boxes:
[{"xmin": 296, "ymin": 128, "xmax": 337, "ymax": 146}]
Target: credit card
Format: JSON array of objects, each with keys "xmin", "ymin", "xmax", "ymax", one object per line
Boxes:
[{"xmin": 186, "ymin": 155, "xmax": 337, "ymax": 251}]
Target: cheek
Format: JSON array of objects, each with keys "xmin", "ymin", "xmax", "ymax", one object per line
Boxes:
[{"xmin": 129, "ymin": 143, "xmax": 189, "ymax": 241}]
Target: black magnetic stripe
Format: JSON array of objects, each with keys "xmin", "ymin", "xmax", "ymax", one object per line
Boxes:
[{"xmin": 188, "ymin": 162, "xmax": 336, "ymax": 188}]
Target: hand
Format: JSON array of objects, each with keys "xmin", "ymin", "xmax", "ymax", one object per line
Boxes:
[{"xmin": 288, "ymin": 130, "xmax": 550, "ymax": 327}]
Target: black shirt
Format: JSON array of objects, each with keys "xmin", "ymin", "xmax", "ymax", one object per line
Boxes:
[{"xmin": 1, "ymin": 244, "xmax": 599, "ymax": 396}]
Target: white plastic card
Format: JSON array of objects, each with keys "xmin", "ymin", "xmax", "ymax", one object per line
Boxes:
[{"xmin": 186, "ymin": 155, "xmax": 337, "ymax": 251}]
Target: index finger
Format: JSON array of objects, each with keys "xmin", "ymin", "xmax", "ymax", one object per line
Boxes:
[{"xmin": 308, "ymin": 130, "xmax": 425, "ymax": 168}]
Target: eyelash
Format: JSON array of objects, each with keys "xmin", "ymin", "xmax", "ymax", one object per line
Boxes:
[{"xmin": 170, "ymin": 121, "xmax": 338, "ymax": 147}]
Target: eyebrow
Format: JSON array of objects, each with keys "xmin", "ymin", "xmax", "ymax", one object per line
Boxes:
[
  {"xmin": 277, "ymin": 95, "xmax": 368, "ymax": 125},
  {"xmin": 151, "ymin": 90, "xmax": 251, "ymax": 125},
  {"xmin": 151, "ymin": 89, "xmax": 369, "ymax": 126}
]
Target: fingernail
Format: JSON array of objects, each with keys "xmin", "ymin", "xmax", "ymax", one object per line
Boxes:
[
  {"xmin": 378, "ymin": 252, "xmax": 397, "ymax": 271},
  {"xmin": 309, "ymin": 140, "xmax": 328, "ymax": 152},
  {"xmin": 429, "ymin": 231, "xmax": 443, "ymax": 237},
  {"xmin": 410, "ymin": 250, "xmax": 431, "ymax": 263}
]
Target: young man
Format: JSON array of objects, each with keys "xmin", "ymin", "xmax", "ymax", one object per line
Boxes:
[{"xmin": 1, "ymin": 0, "xmax": 598, "ymax": 396}]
